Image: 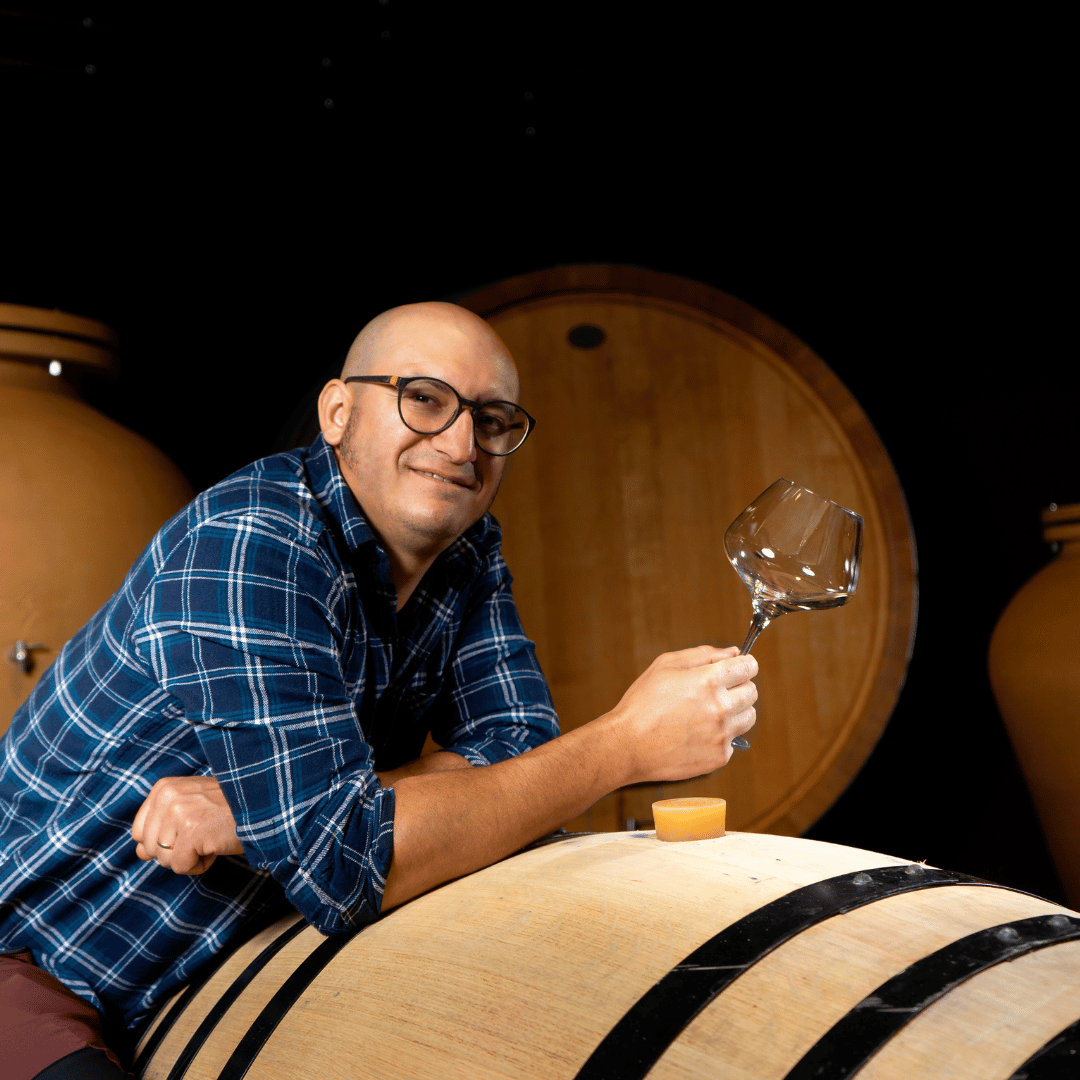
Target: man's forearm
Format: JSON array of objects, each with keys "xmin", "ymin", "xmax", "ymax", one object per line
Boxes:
[
  {"xmin": 376, "ymin": 750, "xmax": 473, "ymax": 786},
  {"xmin": 382, "ymin": 712, "xmax": 630, "ymax": 910},
  {"xmin": 382, "ymin": 646, "xmax": 757, "ymax": 911}
]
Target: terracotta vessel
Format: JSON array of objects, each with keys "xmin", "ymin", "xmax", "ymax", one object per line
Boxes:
[
  {"xmin": 989, "ymin": 502, "xmax": 1080, "ymax": 908},
  {"xmin": 0, "ymin": 304, "xmax": 193, "ymax": 735}
]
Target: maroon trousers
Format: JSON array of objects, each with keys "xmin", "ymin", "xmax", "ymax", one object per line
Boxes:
[{"xmin": 0, "ymin": 951, "xmax": 129, "ymax": 1079}]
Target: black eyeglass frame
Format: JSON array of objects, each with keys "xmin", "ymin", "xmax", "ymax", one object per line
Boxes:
[{"xmin": 344, "ymin": 374, "xmax": 536, "ymax": 456}]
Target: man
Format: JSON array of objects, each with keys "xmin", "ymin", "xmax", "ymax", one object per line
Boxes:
[{"xmin": 0, "ymin": 302, "xmax": 757, "ymax": 1078}]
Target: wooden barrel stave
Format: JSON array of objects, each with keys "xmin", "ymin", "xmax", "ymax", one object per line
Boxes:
[
  {"xmin": 855, "ymin": 941, "xmax": 1080, "ymax": 1080},
  {"xmin": 650, "ymin": 886, "xmax": 1076, "ymax": 1080},
  {"xmin": 248, "ymin": 833, "xmax": 910, "ymax": 1080},
  {"xmin": 136, "ymin": 912, "xmax": 308, "ymax": 1078},
  {"xmin": 134, "ymin": 833, "xmax": 1080, "ymax": 1080}
]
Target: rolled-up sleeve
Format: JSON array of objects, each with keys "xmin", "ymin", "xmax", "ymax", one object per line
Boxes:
[{"xmin": 132, "ymin": 512, "xmax": 391, "ymax": 934}]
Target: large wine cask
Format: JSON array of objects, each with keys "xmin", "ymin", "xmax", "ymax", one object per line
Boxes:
[
  {"xmin": 0, "ymin": 304, "xmax": 193, "ymax": 735},
  {"xmin": 279, "ymin": 266, "xmax": 918, "ymax": 837},
  {"xmin": 459, "ymin": 266, "xmax": 917, "ymax": 834},
  {"xmin": 133, "ymin": 831, "xmax": 1080, "ymax": 1079}
]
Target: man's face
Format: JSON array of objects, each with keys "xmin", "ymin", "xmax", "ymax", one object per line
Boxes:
[{"xmin": 335, "ymin": 314, "xmax": 519, "ymax": 561}]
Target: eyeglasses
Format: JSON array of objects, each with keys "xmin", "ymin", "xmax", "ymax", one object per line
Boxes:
[{"xmin": 345, "ymin": 375, "xmax": 536, "ymax": 456}]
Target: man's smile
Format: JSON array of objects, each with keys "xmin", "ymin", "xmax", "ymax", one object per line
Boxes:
[{"xmin": 411, "ymin": 467, "xmax": 477, "ymax": 489}]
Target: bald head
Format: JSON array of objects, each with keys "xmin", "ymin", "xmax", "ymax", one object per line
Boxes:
[
  {"xmin": 342, "ymin": 302, "xmax": 518, "ymax": 397},
  {"xmin": 320, "ymin": 300, "xmax": 523, "ymax": 590}
]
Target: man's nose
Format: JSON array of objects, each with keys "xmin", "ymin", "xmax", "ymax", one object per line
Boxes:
[{"xmin": 430, "ymin": 408, "xmax": 477, "ymax": 463}]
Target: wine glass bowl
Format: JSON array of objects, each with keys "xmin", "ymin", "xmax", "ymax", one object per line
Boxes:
[{"xmin": 725, "ymin": 479, "xmax": 864, "ymax": 749}]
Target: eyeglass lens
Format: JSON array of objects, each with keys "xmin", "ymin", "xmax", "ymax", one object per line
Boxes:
[{"xmin": 399, "ymin": 378, "xmax": 529, "ymax": 455}]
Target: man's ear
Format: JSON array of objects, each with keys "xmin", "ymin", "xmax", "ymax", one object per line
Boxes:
[{"xmin": 318, "ymin": 379, "xmax": 352, "ymax": 447}]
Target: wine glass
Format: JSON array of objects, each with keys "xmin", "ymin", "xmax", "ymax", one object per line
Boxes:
[{"xmin": 724, "ymin": 479, "xmax": 864, "ymax": 750}]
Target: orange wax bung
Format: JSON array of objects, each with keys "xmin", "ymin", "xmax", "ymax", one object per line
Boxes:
[{"xmin": 652, "ymin": 797, "xmax": 727, "ymax": 842}]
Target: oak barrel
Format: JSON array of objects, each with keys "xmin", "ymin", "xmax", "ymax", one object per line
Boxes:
[
  {"xmin": 459, "ymin": 267, "xmax": 917, "ymax": 835},
  {"xmin": 280, "ymin": 265, "xmax": 919, "ymax": 836},
  {"xmin": 133, "ymin": 832, "xmax": 1080, "ymax": 1079}
]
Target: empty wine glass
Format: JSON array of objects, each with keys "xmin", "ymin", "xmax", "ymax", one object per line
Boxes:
[{"xmin": 724, "ymin": 479, "xmax": 863, "ymax": 750}]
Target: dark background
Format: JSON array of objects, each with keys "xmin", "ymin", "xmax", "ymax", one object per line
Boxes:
[{"xmin": 3, "ymin": 5, "xmax": 1075, "ymax": 901}]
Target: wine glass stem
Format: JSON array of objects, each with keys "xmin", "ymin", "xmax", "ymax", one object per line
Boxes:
[{"xmin": 740, "ymin": 610, "xmax": 771, "ymax": 655}]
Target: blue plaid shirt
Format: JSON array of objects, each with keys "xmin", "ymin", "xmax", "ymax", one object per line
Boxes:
[{"xmin": 0, "ymin": 435, "xmax": 558, "ymax": 1032}]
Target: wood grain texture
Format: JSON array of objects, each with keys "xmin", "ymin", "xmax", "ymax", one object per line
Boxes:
[
  {"xmin": 648, "ymin": 885, "xmax": 1074, "ymax": 1080},
  {"xmin": 136, "ymin": 912, "xmax": 311, "ymax": 1080},
  {"xmin": 456, "ymin": 267, "xmax": 917, "ymax": 835},
  {"xmin": 134, "ymin": 833, "xmax": 1079, "ymax": 1080},
  {"xmin": 855, "ymin": 940, "xmax": 1080, "ymax": 1080}
]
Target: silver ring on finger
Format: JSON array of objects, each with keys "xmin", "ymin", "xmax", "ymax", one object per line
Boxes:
[{"xmin": 157, "ymin": 840, "xmax": 173, "ymax": 850}]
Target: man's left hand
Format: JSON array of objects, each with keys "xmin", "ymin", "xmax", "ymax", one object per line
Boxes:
[{"xmin": 132, "ymin": 776, "xmax": 244, "ymax": 875}]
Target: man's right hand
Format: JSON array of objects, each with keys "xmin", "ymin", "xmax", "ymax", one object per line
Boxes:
[
  {"xmin": 609, "ymin": 645, "xmax": 758, "ymax": 785},
  {"xmin": 383, "ymin": 644, "xmax": 758, "ymax": 912}
]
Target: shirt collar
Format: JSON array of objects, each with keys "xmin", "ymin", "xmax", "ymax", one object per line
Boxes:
[{"xmin": 302, "ymin": 433, "xmax": 377, "ymax": 555}]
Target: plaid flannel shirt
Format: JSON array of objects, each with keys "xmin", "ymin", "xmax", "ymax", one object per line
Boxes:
[{"xmin": 0, "ymin": 434, "xmax": 558, "ymax": 1032}]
